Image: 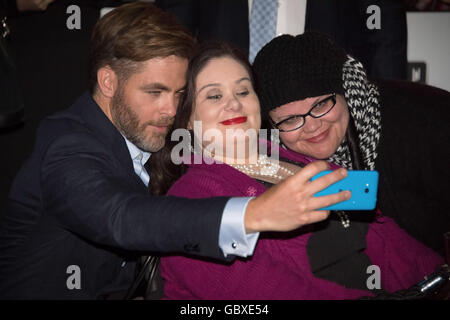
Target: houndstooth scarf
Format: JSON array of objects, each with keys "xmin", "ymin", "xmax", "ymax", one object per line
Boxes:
[{"xmin": 328, "ymin": 56, "xmax": 382, "ymax": 170}]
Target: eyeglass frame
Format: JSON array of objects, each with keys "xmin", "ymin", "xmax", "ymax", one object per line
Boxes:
[{"xmin": 269, "ymin": 93, "xmax": 337, "ymax": 132}]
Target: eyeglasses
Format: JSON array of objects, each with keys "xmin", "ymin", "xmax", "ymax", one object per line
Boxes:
[{"xmin": 270, "ymin": 93, "xmax": 337, "ymax": 132}]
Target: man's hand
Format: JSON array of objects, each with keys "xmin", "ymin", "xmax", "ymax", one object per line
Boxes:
[
  {"xmin": 244, "ymin": 161, "xmax": 351, "ymax": 233},
  {"xmin": 17, "ymin": 0, "xmax": 56, "ymax": 12}
]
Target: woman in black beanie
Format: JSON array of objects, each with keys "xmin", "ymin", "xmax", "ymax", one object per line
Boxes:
[{"xmin": 253, "ymin": 32, "xmax": 449, "ymax": 258}]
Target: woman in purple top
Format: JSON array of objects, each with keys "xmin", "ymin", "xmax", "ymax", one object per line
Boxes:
[{"xmin": 149, "ymin": 42, "xmax": 443, "ymax": 299}]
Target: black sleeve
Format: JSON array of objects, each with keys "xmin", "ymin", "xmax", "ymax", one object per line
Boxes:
[{"xmin": 40, "ymin": 131, "xmax": 232, "ymax": 261}]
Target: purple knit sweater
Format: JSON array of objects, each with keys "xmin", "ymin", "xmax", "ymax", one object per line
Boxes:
[{"xmin": 161, "ymin": 143, "xmax": 443, "ymax": 299}]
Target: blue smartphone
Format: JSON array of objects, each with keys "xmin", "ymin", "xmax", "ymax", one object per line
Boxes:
[{"xmin": 310, "ymin": 170, "xmax": 379, "ymax": 211}]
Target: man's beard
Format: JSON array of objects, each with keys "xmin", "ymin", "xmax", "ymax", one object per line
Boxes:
[{"xmin": 110, "ymin": 88, "xmax": 174, "ymax": 153}]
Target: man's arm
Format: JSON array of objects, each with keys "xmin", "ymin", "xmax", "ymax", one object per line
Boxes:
[
  {"xmin": 219, "ymin": 197, "xmax": 259, "ymax": 258},
  {"xmin": 42, "ymin": 131, "xmax": 350, "ymax": 261},
  {"xmin": 41, "ymin": 132, "xmax": 230, "ymax": 261}
]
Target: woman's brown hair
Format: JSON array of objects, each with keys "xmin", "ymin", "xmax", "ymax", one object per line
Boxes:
[{"xmin": 149, "ymin": 41, "xmax": 256, "ymax": 195}]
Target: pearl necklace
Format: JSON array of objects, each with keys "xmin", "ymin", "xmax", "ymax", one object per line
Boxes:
[{"xmin": 228, "ymin": 155, "xmax": 294, "ymax": 181}]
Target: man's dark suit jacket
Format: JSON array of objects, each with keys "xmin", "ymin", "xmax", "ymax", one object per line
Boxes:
[{"xmin": 0, "ymin": 93, "xmax": 230, "ymax": 299}]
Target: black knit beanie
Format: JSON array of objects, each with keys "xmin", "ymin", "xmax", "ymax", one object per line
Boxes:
[{"xmin": 253, "ymin": 32, "xmax": 348, "ymax": 114}]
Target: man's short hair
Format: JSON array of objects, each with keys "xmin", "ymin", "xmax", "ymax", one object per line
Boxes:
[{"xmin": 89, "ymin": 2, "xmax": 195, "ymax": 93}]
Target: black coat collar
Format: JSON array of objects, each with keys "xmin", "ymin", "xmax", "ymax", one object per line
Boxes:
[{"xmin": 74, "ymin": 92, "xmax": 148, "ymax": 191}]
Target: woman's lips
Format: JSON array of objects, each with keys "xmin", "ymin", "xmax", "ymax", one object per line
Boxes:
[
  {"xmin": 220, "ymin": 116, "xmax": 247, "ymax": 125},
  {"xmin": 306, "ymin": 129, "xmax": 329, "ymax": 143}
]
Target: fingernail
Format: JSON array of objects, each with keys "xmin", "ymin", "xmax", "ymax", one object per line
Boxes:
[{"xmin": 340, "ymin": 169, "xmax": 348, "ymax": 177}]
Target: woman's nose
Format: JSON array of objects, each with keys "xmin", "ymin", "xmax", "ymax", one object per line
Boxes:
[
  {"xmin": 302, "ymin": 116, "xmax": 322, "ymax": 133},
  {"xmin": 225, "ymin": 94, "xmax": 243, "ymax": 112}
]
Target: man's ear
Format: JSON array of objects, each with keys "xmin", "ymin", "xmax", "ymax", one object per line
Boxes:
[{"xmin": 96, "ymin": 66, "xmax": 118, "ymax": 98}]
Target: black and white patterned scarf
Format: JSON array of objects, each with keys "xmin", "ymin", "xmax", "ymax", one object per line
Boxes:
[
  {"xmin": 328, "ymin": 56, "xmax": 382, "ymax": 170},
  {"xmin": 309, "ymin": 58, "xmax": 383, "ymax": 291}
]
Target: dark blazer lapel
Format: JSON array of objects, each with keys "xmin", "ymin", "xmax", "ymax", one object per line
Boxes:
[{"xmin": 76, "ymin": 92, "xmax": 149, "ymax": 192}]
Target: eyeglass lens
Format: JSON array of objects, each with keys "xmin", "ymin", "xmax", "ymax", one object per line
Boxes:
[{"xmin": 276, "ymin": 94, "xmax": 336, "ymax": 132}]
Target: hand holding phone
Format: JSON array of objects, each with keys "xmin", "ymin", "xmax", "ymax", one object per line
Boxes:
[{"xmin": 311, "ymin": 170, "xmax": 379, "ymax": 210}]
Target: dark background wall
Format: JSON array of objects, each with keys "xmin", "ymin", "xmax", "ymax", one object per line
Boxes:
[{"xmin": 0, "ymin": 0, "xmax": 101, "ymax": 214}]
